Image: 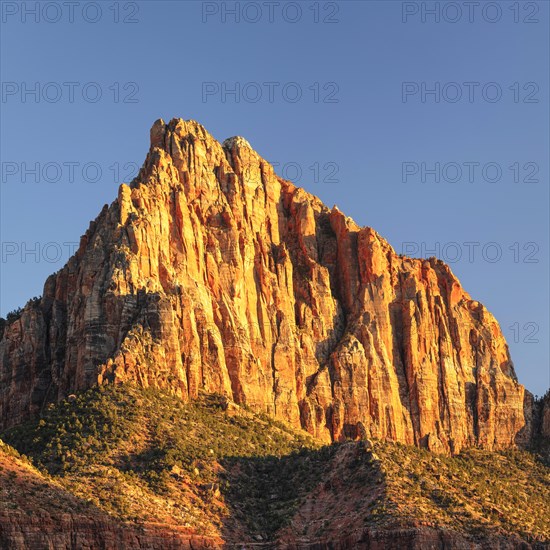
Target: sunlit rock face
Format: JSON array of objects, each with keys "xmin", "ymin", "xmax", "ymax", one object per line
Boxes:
[{"xmin": 0, "ymin": 118, "xmax": 531, "ymax": 453}]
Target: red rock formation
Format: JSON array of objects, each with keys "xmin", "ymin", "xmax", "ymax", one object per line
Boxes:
[
  {"xmin": 276, "ymin": 528, "xmax": 538, "ymax": 550},
  {"xmin": 0, "ymin": 512, "xmax": 220, "ymax": 550},
  {"xmin": 0, "ymin": 119, "xmax": 532, "ymax": 453}
]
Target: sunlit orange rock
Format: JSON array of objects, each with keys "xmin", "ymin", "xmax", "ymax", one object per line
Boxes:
[{"xmin": 0, "ymin": 119, "xmax": 534, "ymax": 453}]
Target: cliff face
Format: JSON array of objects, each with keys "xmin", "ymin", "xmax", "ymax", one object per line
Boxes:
[{"xmin": 0, "ymin": 118, "xmax": 531, "ymax": 452}]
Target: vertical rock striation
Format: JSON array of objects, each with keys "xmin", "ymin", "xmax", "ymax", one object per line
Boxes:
[{"xmin": 0, "ymin": 119, "xmax": 532, "ymax": 452}]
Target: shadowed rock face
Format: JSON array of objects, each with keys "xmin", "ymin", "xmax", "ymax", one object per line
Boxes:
[{"xmin": 0, "ymin": 118, "xmax": 531, "ymax": 452}]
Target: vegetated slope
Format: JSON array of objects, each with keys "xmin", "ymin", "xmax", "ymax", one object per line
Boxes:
[
  {"xmin": 0, "ymin": 437, "xmax": 218, "ymax": 549},
  {"xmin": 0, "ymin": 118, "xmax": 532, "ymax": 454},
  {"xmin": 2, "ymin": 384, "xmax": 549, "ymax": 549},
  {"xmin": 2, "ymin": 384, "xmax": 324, "ymax": 546},
  {"xmin": 279, "ymin": 441, "xmax": 550, "ymax": 548}
]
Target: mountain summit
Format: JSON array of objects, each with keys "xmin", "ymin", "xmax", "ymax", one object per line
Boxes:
[{"xmin": 0, "ymin": 119, "xmax": 534, "ymax": 453}]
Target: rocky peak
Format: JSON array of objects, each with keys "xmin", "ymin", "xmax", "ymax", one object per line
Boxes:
[
  {"xmin": 222, "ymin": 135, "xmax": 253, "ymax": 150},
  {"xmin": 0, "ymin": 118, "xmax": 537, "ymax": 454}
]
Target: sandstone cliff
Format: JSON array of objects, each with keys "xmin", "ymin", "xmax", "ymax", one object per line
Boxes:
[{"xmin": 0, "ymin": 118, "xmax": 532, "ymax": 453}]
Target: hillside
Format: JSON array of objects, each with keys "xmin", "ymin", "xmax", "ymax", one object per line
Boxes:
[
  {"xmin": 1, "ymin": 384, "xmax": 548, "ymax": 549},
  {"xmin": 0, "ymin": 429, "xmax": 219, "ymax": 549}
]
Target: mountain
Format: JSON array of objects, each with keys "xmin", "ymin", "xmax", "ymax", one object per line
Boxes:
[
  {"xmin": 0, "ymin": 118, "xmax": 548, "ymax": 548},
  {"xmin": 0, "ymin": 118, "xmax": 534, "ymax": 453}
]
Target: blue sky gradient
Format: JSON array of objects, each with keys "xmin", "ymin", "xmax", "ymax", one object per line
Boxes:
[{"xmin": 1, "ymin": 0, "xmax": 548, "ymax": 395}]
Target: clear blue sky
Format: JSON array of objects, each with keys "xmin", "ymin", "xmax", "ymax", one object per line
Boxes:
[{"xmin": 1, "ymin": 1, "xmax": 548, "ymax": 396}]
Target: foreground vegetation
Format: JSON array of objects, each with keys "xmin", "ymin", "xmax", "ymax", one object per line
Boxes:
[
  {"xmin": 1, "ymin": 384, "xmax": 549, "ymax": 545},
  {"xmin": 375, "ymin": 442, "xmax": 550, "ymax": 543},
  {"xmin": 2, "ymin": 384, "xmax": 325, "ymax": 538}
]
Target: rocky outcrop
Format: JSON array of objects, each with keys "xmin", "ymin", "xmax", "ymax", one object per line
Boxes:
[
  {"xmin": 0, "ymin": 118, "xmax": 533, "ymax": 453},
  {"xmin": 274, "ymin": 529, "xmax": 545, "ymax": 550},
  {"xmin": 1, "ymin": 516, "xmax": 540, "ymax": 550},
  {"xmin": 531, "ymin": 391, "xmax": 550, "ymax": 463},
  {"xmin": 540, "ymin": 393, "xmax": 550, "ymax": 440},
  {"xmin": 0, "ymin": 513, "xmax": 220, "ymax": 550}
]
